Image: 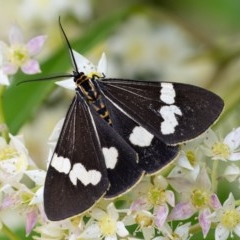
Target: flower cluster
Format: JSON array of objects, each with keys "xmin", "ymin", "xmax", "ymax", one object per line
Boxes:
[
  {"xmin": 0, "ymin": 134, "xmax": 46, "ymax": 235},
  {"xmin": 0, "ymin": 24, "xmax": 46, "ymax": 86},
  {"xmin": 32, "ymin": 122, "xmax": 240, "ymax": 240}
]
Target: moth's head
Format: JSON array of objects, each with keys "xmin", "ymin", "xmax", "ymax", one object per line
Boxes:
[{"xmin": 74, "ymin": 71, "xmax": 89, "ymax": 84}]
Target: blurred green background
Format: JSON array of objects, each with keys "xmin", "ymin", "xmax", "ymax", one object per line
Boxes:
[{"xmin": 1, "ymin": 0, "xmax": 240, "ymax": 239}]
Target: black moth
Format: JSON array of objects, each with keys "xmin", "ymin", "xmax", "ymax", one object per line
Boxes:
[{"xmin": 41, "ymin": 20, "xmax": 224, "ymax": 221}]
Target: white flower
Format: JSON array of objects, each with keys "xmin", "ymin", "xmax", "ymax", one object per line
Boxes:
[
  {"xmin": 209, "ymin": 193, "xmax": 240, "ymax": 240},
  {"xmin": 0, "ymin": 134, "xmax": 32, "ymax": 183},
  {"xmin": 203, "ymin": 127, "xmax": 240, "ymax": 161},
  {"xmin": 0, "ymin": 24, "xmax": 46, "ymax": 75},
  {"xmin": 123, "ymin": 209, "xmax": 154, "ymax": 240},
  {"xmin": 223, "ymin": 164, "xmax": 240, "ymax": 182},
  {"xmin": 168, "ymin": 167, "xmax": 221, "ymax": 238},
  {"xmin": 124, "ymin": 176, "xmax": 174, "ymax": 239},
  {"xmin": 153, "ymin": 222, "xmax": 191, "ymax": 240},
  {"xmin": 169, "ymin": 140, "xmax": 203, "ymax": 181},
  {"xmin": 56, "ymin": 50, "xmax": 107, "ymax": 90},
  {"xmin": 80, "ymin": 203, "xmax": 128, "ymax": 239}
]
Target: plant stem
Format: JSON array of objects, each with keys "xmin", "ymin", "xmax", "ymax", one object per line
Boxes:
[
  {"xmin": 211, "ymin": 159, "xmax": 219, "ymax": 193},
  {"xmin": 0, "ymin": 85, "xmax": 9, "ymax": 141}
]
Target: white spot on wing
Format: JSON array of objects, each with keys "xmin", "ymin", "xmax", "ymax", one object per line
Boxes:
[
  {"xmin": 69, "ymin": 163, "xmax": 102, "ymax": 186},
  {"xmin": 129, "ymin": 126, "xmax": 154, "ymax": 147},
  {"xmin": 160, "ymin": 83, "xmax": 176, "ymax": 104},
  {"xmin": 159, "ymin": 105, "xmax": 182, "ymax": 135},
  {"xmin": 102, "ymin": 147, "xmax": 118, "ymax": 169},
  {"xmin": 51, "ymin": 154, "xmax": 71, "ymax": 174}
]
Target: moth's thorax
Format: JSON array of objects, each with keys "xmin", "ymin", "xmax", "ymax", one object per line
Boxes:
[{"xmin": 75, "ymin": 72, "xmax": 112, "ymax": 125}]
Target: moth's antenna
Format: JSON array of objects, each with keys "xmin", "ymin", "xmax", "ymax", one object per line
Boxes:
[
  {"xmin": 58, "ymin": 17, "xmax": 78, "ymax": 72},
  {"xmin": 17, "ymin": 74, "xmax": 74, "ymax": 86}
]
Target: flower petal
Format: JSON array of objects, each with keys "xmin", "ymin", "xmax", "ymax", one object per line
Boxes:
[
  {"xmin": 9, "ymin": 24, "xmax": 23, "ymax": 45},
  {"xmin": 204, "ymin": 129, "xmax": 219, "ymax": 147},
  {"xmin": 130, "ymin": 197, "xmax": 148, "ymax": 212},
  {"xmin": 29, "ymin": 186, "xmax": 44, "ymax": 205},
  {"xmin": 105, "ymin": 235, "xmax": 117, "ymax": 240},
  {"xmin": 25, "ymin": 169, "xmax": 46, "ymax": 185},
  {"xmin": 9, "ymin": 134, "xmax": 28, "ymax": 155},
  {"xmin": 116, "ymin": 221, "xmax": 129, "ymax": 237},
  {"xmin": 73, "ymin": 50, "xmax": 95, "ymax": 74},
  {"xmin": 153, "ymin": 175, "xmax": 168, "ymax": 189},
  {"xmin": 56, "ymin": 78, "xmax": 75, "ymax": 90},
  {"xmin": 196, "ymin": 167, "xmax": 211, "ymax": 190},
  {"xmin": 224, "ymin": 127, "xmax": 240, "ymax": 150},
  {"xmin": 223, "ymin": 193, "xmax": 235, "ymax": 210},
  {"xmin": 177, "ymin": 152, "xmax": 194, "ymax": 170},
  {"xmin": 107, "ymin": 203, "xmax": 119, "ymax": 220},
  {"xmin": 2, "ymin": 63, "xmax": 18, "ymax": 75},
  {"xmin": 21, "ymin": 59, "xmax": 41, "ymax": 74},
  {"xmin": 169, "ymin": 201, "xmax": 195, "ymax": 220},
  {"xmin": 215, "ymin": 224, "xmax": 229, "ymax": 240},
  {"xmin": 0, "ymin": 195, "xmax": 16, "ymax": 209},
  {"xmin": 210, "ymin": 194, "xmax": 222, "ymax": 209},
  {"xmin": 228, "ymin": 152, "xmax": 240, "ymax": 161},
  {"xmin": 27, "ymin": 35, "xmax": 47, "ymax": 56},
  {"xmin": 199, "ymin": 208, "xmax": 211, "ymax": 238},
  {"xmin": 97, "ymin": 52, "xmax": 107, "ymax": 75},
  {"xmin": 175, "ymin": 222, "xmax": 191, "ymax": 238},
  {"xmin": 224, "ymin": 164, "xmax": 240, "ymax": 182},
  {"xmin": 142, "ymin": 226, "xmax": 155, "ymax": 240},
  {"xmin": 26, "ymin": 208, "xmax": 38, "ymax": 236},
  {"xmin": 80, "ymin": 223, "xmax": 101, "ymax": 238},
  {"xmin": 167, "ymin": 175, "xmax": 193, "ymax": 193},
  {"xmin": 234, "ymin": 223, "xmax": 240, "ymax": 237},
  {"xmin": 90, "ymin": 207, "xmax": 106, "ymax": 221},
  {"xmin": 154, "ymin": 205, "xmax": 168, "ymax": 228},
  {"xmin": 166, "ymin": 190, "xmax": 175, "ymax": 207},
  {"xmin": 0, "ymin": 70, "xmax": 10, "ymax": 85}
]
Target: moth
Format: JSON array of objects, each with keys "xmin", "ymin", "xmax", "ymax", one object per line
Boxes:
[{"xmin": 36, "ymin": 21, "xmax": 224, "ymax": 221}]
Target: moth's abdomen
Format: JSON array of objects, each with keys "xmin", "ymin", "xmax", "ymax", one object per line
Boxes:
[{"xmin": 92, "ymin": 97, "xmax": 112, "ymax": 125}]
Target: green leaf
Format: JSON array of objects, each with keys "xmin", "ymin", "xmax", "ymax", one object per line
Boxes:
[{"xmin": 3, "ymin": 5, "xmax": 143, "ymax": 134}]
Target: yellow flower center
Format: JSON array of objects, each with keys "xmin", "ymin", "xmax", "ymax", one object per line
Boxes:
[
  {"xmin": 0, "ymin": 146, "xmax": 18, "ymax": 160},
  {"xmin": 147, "ymin": 186, "xmax": 166, "ymax": 206},
  {"xmin": 221, "ymin": 209, "xmax": 240, "ymax": 230},
  {"xmin": 186, "ymin": 150, "xmax": 197, "ymax": 167},
  {"xmin": 191, "ymin": 189, "xmax": 209, "ymax": 209},
  {"xmin": 212, "ymin": 142, "xmax": 230, "ymax": 159},
  {"xmin": 8, "ymin": 45, "xmax": 29, "ymax": 66},
  {"xmin": 70, "ymin": 216, "xmax": 82, "ymax": 226},
  {"xmin": 171, "ymin": 232, "xmax": 181, "ymax": 240},
  {"xmin": 21, "ymin": 192, "xmax": 33, "ymax": 205},
  {"xmin": 99, "ymin": 215, "xmax": 116, "ymax": 236},
  {"xmin": 135, "ymin": 213, "xmax": 153, "ymax": 227}
]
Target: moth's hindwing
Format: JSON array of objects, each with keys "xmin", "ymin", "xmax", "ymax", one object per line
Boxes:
[
  {"xmin": 44, "ymin": 94, "xmax": 109, "ymax": 221},
  {"xmin": 89, "ymin": 103, "xmax": 144, "ymax": 198},
  {"xmin": 99, "ymin": 79, "xmax": 224, "ymax": 145},
  {"xmin": 101, "ymin": 94, "xmax": 179, "ymax": 174}
]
